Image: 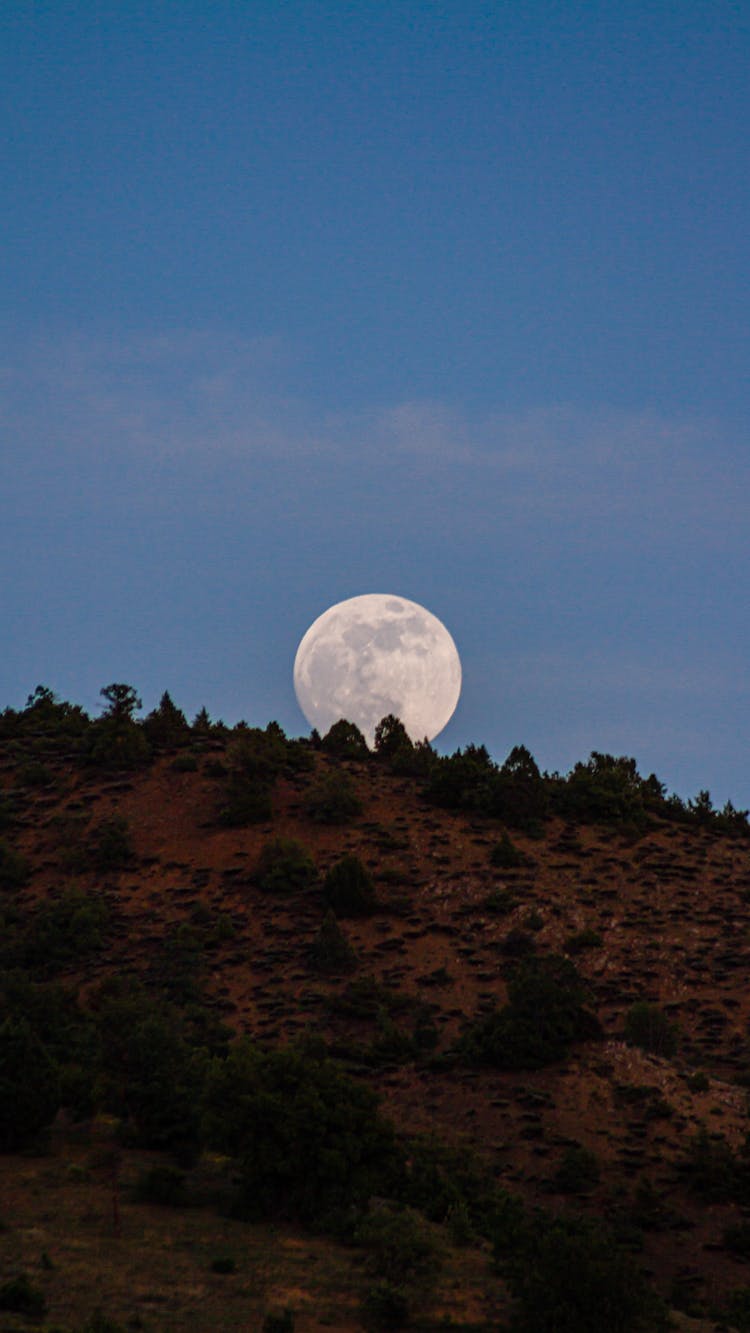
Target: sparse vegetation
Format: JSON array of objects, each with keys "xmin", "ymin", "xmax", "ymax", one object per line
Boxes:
[
  {"xmin": 304, "ymin": 769, "xmax": 363, "ymax": 822},
  {"xmin": 624, "ymin": 1002, "xmax": 679, "ymax": 1058},
  {"xmin": 256, "ymin": 837, "xmax": 317, "ymax": 896},
  {"xmin": 323, "ymin": 854, "xmax": 378, "ymax": 916},
  {"xmin": 460, "ymin": 954, "xmax": 601, "ymax": 1068},
  {"xmin": 1, "ymin": 682, "xmax": 749, "ymax": 1327}
]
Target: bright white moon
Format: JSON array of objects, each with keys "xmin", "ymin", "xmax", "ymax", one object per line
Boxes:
[{"xmin": 293, "ymin": 594, "xmax": 462, "ymax": 746}]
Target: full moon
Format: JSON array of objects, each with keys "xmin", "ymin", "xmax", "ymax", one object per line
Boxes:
[{"xmin": 293, "ymin": 593, "xmax": 462, "ymax": 746}]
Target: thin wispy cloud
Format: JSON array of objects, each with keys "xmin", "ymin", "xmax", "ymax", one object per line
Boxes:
[{"xmin": 2, "ymin": 332, "xmax": 739, "ymax": 523}]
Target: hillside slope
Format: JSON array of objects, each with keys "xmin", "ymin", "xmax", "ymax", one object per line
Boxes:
[{"xmin": 2, "ymin": 700, "xmax": 750, "ymax": 1330}]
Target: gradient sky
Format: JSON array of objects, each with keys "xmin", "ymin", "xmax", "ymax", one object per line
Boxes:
[{"xmin": 2, "ymin": 1, "xmax": 749, "ymax": 805}]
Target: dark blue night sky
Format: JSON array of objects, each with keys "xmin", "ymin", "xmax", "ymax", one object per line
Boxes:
[{"xmin": 2, "ymin": 1, "xmax": 748, "ymax": 805}]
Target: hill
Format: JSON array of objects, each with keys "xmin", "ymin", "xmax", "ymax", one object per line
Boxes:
[{"xmin": 1, "ymin": 687, "xmax": 750, "ymax": 1331}]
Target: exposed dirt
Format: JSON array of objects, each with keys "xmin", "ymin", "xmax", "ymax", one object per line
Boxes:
[{"xmin": 4, "ymin": 734, "xmax": 750, "ymax": 1328}]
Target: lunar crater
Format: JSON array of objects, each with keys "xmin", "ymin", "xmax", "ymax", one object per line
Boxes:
[{"xmin": 293, "ymin": 593, "xmax": 461, "ymax": 746}]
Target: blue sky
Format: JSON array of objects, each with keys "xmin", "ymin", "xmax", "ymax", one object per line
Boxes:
[{"xmin": 2, "ymin": 1, "xmax": 748, "ymax": 805}]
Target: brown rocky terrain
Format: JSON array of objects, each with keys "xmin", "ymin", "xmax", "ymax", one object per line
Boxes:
[{"xmin": 3, "ymin": 711, "xmax": 750, "ymax": 1330}]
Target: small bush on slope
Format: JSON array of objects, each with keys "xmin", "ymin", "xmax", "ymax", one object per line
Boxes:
[
  {"xmin": 459, "ymin": 954, "xmax": 601, "ymax": 1069},
  {"xmin": 202, "ymin": 1040, "xmax": 403, "ymax": 1227}
]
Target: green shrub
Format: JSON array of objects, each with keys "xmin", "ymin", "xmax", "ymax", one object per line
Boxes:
[
  {"xmin": 374, "ymin": 714, "xmax": 413, "ymax": 761},
  {"xmin": 202, "ymin": 1040, "xmax": 402, "ymax": 1226},
  {"xmin": 134, "ymin": 1164, "xmax": 188, "ymax": 1207},
  {"xmin": 81, "ymin": 1312, "xmax": 125, "ymax": 1333},
  {"xmin": 263, "ymin": 1311, "xmax": 295, "ymax": 1333},
  {"xmin": 723, "ymin": 1222, "xmax": 750, "ymax": 1257},
  {"xmin": 94, "ymin": 985, "xmax": 205, "ymax": 1156},
  {"xmin": 256, "ymin": 839, "xmax": 316, "ymax": 896},
  {"xmin": 0, "ymin": 839, "xmax": 30, "ymax": 891},
  {"xmin": 23, "ymin": 888, "xmax": 111, "ymax": 972},
  {"xmin": 361, "ymin": 1280, "xmax": 410, "ymax": 1328},
  {"xmin": 17, "ymin": 760, "xmax": 55, "ymax": 788},
  {"xmin": 142, "ymin": 691, "xmax": 190, "ymax": 747},
  {"xmin": 330, "ymin": 976, "xmax": 409, "ymax": 1020},
  {"xmin": 506, "ymin": 1217, "xmax": 667, "ymax": 1332},
  {"xmin": 0, "ymin": 1016, "xmax": 60, "ymax": 1149},
  {"xmin": 323, "ymin": 855, "xmax": 378, "ymax": 917},
  {"xmin": 564, "ymin": 928, "xmax": 603, "ymax": 955},
  {"xmin": 490, "ymin": 832, "xmax": 524, "ymax": 868},
  {"xmin": 321, "ymin": 719, "xmax": 369, "ymax": 758},
  {"xmin": 483, "ymin": 888, "xmax": 517, "ymax": 915},
  {"xmin": 171, "ymin": 752, "xmax": 199, "ymax": 772},
  {"xmin": 210, "ymin": 1255, "xmax": 237, "ymax": 1274},
  {"xmin": 88, "ymin": 815, "xmax": 134, "ymax": 871},
  {"xmin": 0, "ymin": 1273, "xmax": 46, "ymax": 1316},
  {"xmin": 460, "ymin": 955, "xmax": 600, "ymax": 1069},
  {"xmin": 724, "ymin": 1287, "xmax": 750, "ymax": 1332},
  {"xmin": 553, "ymin": 752, "xmax": 650, "ymax": 826},
  {"xmin": 215, "ymin": 724, "xmax": 292, "ymax": 825},
  {"xmin": 357, "ymin": 1205, "xmax": 440, "ymax": 1285},
  {"xmin": 308, "ymin": 911, "xmax": 358, "ymax": 975},
  {"xmin": 304, "ymin": 771, "xmax": 363, "ymax": 823},
  {"xmin": 679, "ymin": 1126, "xmax": 737, "ymax": 1203},
  {"xmin": 500, "ymin": 927, "xmax": 536, "ymax": 958},
  {"xmin": 624, "ymin": 1002, "xmax": 678, "ymax": 1058},
  {"xmin": 0, "ymin": 796, "xmax": 16, "ymax": 832},
  {"xmin": 551, "ymin": 1145, "xmax": 600, "ymax": 1195},
  {"xmin": 218, "ymin": 770, "xmax": 273, "ymax": 826},
  {"xmin": 83, "ymin": 685, "xmax": 150, "ymax": 769}
]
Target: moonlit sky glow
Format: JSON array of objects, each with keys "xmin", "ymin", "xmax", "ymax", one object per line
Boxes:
[{"xmin": 1, "ymin": 3, "xmax": 749, "ymax": 804}]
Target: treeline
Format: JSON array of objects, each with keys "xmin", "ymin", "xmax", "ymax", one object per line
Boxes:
[{"xmin": 2, "ymin": 685, "xmax": 746, "ymax": 837}]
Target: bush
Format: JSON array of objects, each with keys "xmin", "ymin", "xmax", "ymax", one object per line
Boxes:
[
  {"xmin": 322, "ymin": 719, "xmax": 369, "ymax": 758},
  {"xmin": 490, "ymin": 833, "xmax": 524, "ymax": 868},
  {"xmin": 357, "ymin": 1205, "xmax": 440, "ymax": 1285},
  {"xmin": 323, "ymin": 855, "xmax": 378, "ymax": 917},
  {"xmin": 218, "ymin": 769, "xmax": 273, "ymax": 826},
  {"xmin": 83, "ymin": 685, "xmax": 151, "ymax": 769},
  {"xmin": 216, "ymin": 724, "xmax": 292, "ymax": 825},
  {"xmin": 0, "ymin": 1273, "xmax": 46, "ymax": 1316},
  {"xmin": 461, "ymin": 954, "xmax": 601, "ymax": 1069},
  {"xmin": 0, "ymin": 1016, "xmax": 60, "ymax": 1149},
  {"xmin": 142, "ymin": 691, "xmax": 190, "ymax": 748},
  {"xmin": 624, "ymin": 1002, "xmax": 678, "ymax": 1058},
  {"xmin": 210, "ymin": 1255, "xmax": 237, "ymax": 1273},
  {"xmin": 263, "ymin": 1311, "xmax": 295, "ymax": 1333},
  {"xmin": 304, "ymin": 771, "xmax": 363, "ymax": 823},
  {"xmin": 81, "ymin": 1312, "xmax": 124, "ymax": 1333},
  {"xmin": 134, "ymin": 1164, "xmax": 188, "ymax": 1207},
  {"xmin": 551, "ymin": 1145, "xmax": 600, "ymax": 1195},
  {"xmin": 256, "ymin": 839, "xmax": 316, "ymax": 896},
  {"xmin": 202, "ymin": 1040, "xmax": 403, "ymax": 1226},
  {"xmin": 506, "ymin": 1217, "xmax": 666, "ymax": 1333},
  {"xmin": 553, "ymin": 752, "xmax": 651, "ymax": 826},
  {"xmin": 374, "ymin": 714, "xmax": 412, "ymax": 761},
  {"xmin": 679, "ymin": 1126, "xmax": 737, "ymax": 1203},
  {"xmin": 308, "ymin": 911, "xmax": 358, "ymax": 975},
  {"xmin": 361, "ymin": 1279, "xmax": 410, "ymax": 1328},
  {"xmin": 564, "ymin": 928, "xmax": 603, "ymax": 955},
  {"xmin": 94, "ymin": 986, "xmax": 205, "ymax": 1155},
  {"xmin": 0, "ymin": 839, "xmax": 30, "ymax": 891},
  {"xmin": 23, "ymin": 888, "xmax": 111, "ymax": 972},
  {"xmin": 171, "ymin": 752, "xmax": 199, "ymax": 772},
  {"xmin": 88, "ymin": 815, "xmax": 134, "ymax": 871}
]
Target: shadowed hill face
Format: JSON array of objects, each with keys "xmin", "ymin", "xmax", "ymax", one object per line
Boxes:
[{"xmin": 2, "ymin": 708, "xmax": 750, "ymax": 1324}]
